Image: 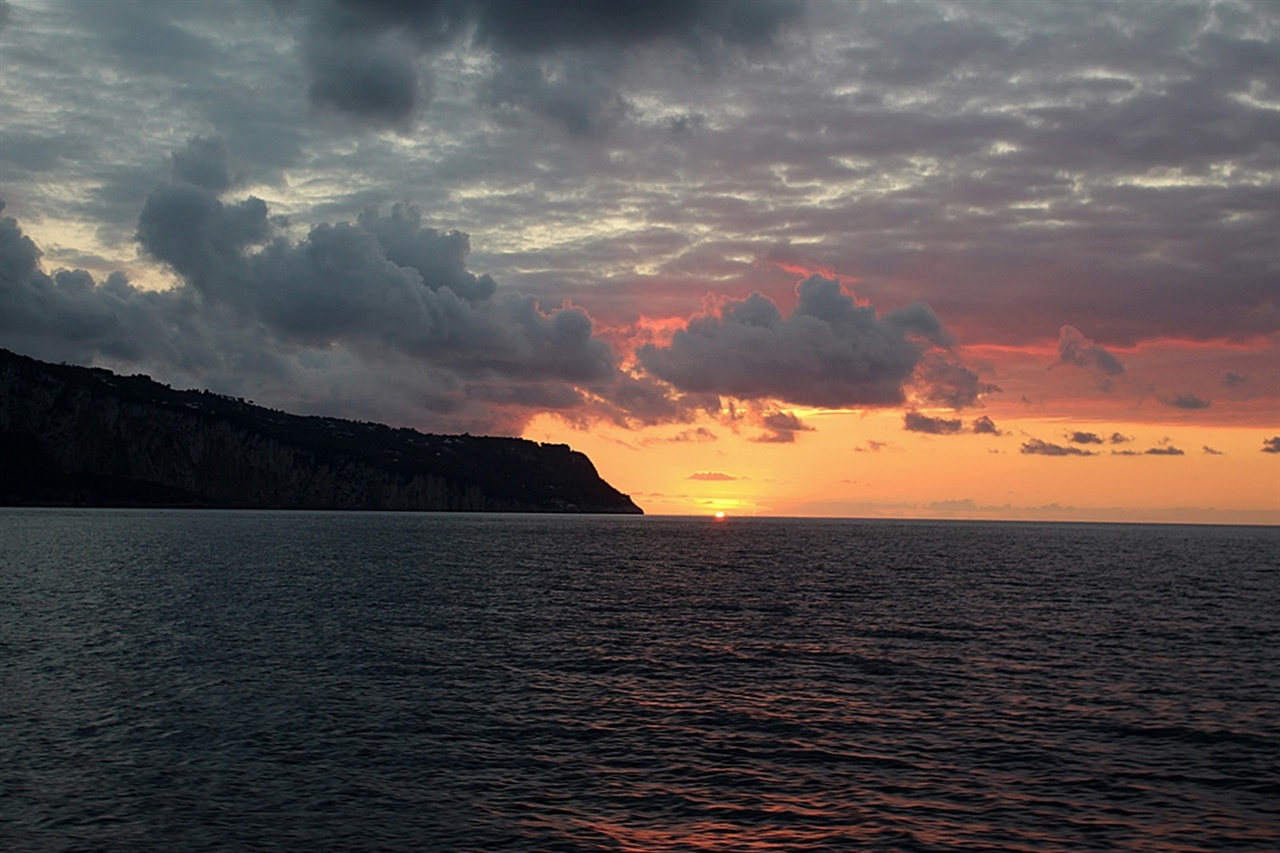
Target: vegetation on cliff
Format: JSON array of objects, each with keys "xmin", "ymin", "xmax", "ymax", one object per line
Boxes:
[{"xmin": 0, "ymin": 349, "xmax": 641, "ymax": 513}]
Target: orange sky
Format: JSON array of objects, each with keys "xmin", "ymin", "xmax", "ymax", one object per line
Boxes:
[
  {"xmin": 1, "ymin": 1, "xmax": 1276, "ymax": 524},
  {"xmin": 526, "ymin": 410, "xmax": 1279, "ymax": 525}
]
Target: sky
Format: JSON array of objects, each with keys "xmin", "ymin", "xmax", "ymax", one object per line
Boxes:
[{"xmin": 1, "ymin": 0, "xmax": 1277, "ymax": 523}]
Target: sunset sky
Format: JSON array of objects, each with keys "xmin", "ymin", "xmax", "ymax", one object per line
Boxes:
[{"xmin": 1, "ymin": 0, "xmax": 1276, "ymax": 523}]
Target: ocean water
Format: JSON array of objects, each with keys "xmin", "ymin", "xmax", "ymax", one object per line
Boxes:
[{"xmin": 2, "ymin": 509, "xmax": 1277, "ymax": 852}]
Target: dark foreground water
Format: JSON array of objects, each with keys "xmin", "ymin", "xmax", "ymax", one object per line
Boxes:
[{"xmin": 2, "ymin": 510, "xmax": 1278, "ymax": 852}]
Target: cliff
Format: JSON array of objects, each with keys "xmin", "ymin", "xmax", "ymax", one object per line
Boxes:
[{"xmin": 0, "ymin": 349, "xmax": 641, "ymax": 513}]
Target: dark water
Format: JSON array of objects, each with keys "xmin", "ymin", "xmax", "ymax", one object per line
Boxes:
[{"xmin": 2, "ymin": 510, "xmax": 1278, "ymax": 852}]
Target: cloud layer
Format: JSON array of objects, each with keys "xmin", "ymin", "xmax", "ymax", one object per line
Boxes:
[{"xmin": 0, "ymin": 0, "xmax": 1276, "ymax": 443}]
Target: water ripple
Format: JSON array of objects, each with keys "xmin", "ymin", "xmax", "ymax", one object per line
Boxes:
[{"xmin": 2, "ymin": 510, "xmax": 1277, "ymax": 851}]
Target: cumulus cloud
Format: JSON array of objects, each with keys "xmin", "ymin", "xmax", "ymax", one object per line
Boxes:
[
  {"xmin": 1055, "ymin": 325, "xmax": 1125, "ymax": 377},
  {"xmin": 135, "ymin": 178, "xmax": 614, "ymax": 382},
  {"xmin": 0, "ymin": 196, "xmax": 204, "ymax": 368},
  {"xmin": 0, "ymin": 157, "xmax": 633, "ymax": 433},
  {"xmin": 903, "ymin": 411, "xmax": 963, "ymax": 435},
  {"xmin": 1021, "ymin": 438, "xmax": 1096, "ymax": 457},
  {"xmin": 1068, "ymin": 431, "xmax": 1105, "ymax": 444},
  {"xmin": 639, "ymin": 275, "xmax": 951, "ymax": 408},
  {"xmin": 1263, "ymin": 437, "xmax": 1280, "ymax": 454}
]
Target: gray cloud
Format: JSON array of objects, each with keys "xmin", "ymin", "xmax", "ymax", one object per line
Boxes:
[
  {"xmin": 754, "ymin": 409, "xmax": 813, "ymax": 443},
  {"xmin": 1056, "ymin": 325, "xmax": 1125, "ymax": 377},
  {"xmin": 135, "ymin": 179, "xmax": 615, "ymax": 382},
  {"xmin": 1, "ymin": 179, "xmax": 622, "ymax": 433},
  {"xmin": 1145, "ymin": 446, "xmax": 1186, "ymax": 456},
  {"xmin": 355, "ymin": 204, "xmax": 497, "ymax": 302},
  {"xmin": 1068, "ymin": 431, "xmax": 1105, "ymax": 445},
  {"xmin": 971, "ymin": 415, "xmax": 1003, "ymax": 435},
  {"xmin": 291, "ymin": 0, "xmax": 800, "ymax": 130},
  {"xmin": 1, "ymin": 0, "xmax": 1276, "ymax": 443},
  {"xmin": 1021, "ymin": 438, "xmax": 1096, "ymax": 457},
  {"xmin": 304, "ymin": 28, "xmax": 424, "ymax": 124},
  {"xmin": 170, "ymin": 136, "xmax": 236, "ymax": 192},
  {"xmin": 913, "ymin": 351, "xmax": 999, "ymax": 410},
  {"xmin": 639, "ymin": 276, "xmax": 950, "ymax": 408},
  {"xmin": 471, "ymin": 0, "xmax": 801, "ymax": 54},
  {"xmin": 1263, "ymin": 437, "xmax": 1280, "ymax": 454},
  {"xmin": 0, "ymin": 196, "xmax": 222, "ymax": 369},
  {"xmin": 1163, "ymin": 393, "xmax": 1212, "ymax": 410},
  {"xmin": 903, "ymin": 411, "xmax": 962, "ymax": 435}
]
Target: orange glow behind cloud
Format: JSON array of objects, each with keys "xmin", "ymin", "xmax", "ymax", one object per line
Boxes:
[{"xmin": 526, "ymin": 408, "xmax": 1280, "ymax": 525}]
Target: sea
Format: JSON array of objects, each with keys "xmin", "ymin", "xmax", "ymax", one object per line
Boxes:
[{"xmin": 2, "ymin": 509, "xmax": 1277, "ymax": 852}]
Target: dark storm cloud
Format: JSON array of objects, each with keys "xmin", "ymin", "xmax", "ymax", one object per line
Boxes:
[
  {"xmin": 639, "ymin": 276, "xmax": 950, "ymax": 408},
  {"xmin": 1163, "ymin": 393, "xmax": 1212, "ymax": 410},
  {"xmin": 1055, "ymin": 326, "xmax": 1125, "ymax": 377},
  {"xmin": 471, "ymin": 0, "xmax": 801, "ymax": 53},
  {"xmin": 1263, "ymin": 437, "xmax": 1280, "ymax": 454},
  {"xmin": 903, "ymin": 411, "xmax": 962, "ymax": 435},
  {"xmin": 1021, "ymin": 438, "xmax": 1096, "ymax": 457},
  {"xmin": 170, "ymin": 136, "xmax": 236, "ymax": 192},
  {"xmin": 292, "ymin": 0, "xmax": 800, "ymax": 129},
  {"xmin": 303, "ymin": 27, "xmax": 424, "ymax": 124}
]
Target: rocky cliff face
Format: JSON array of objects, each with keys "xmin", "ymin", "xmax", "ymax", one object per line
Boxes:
[{"xmin": 0, "ymin": 349, "xmax": 641, "ymax": 513}]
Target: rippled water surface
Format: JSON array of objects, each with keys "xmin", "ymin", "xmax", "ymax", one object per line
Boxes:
[{"xmin": 3, "ymin": 509, "xmax": 1278, "ymax": 851}]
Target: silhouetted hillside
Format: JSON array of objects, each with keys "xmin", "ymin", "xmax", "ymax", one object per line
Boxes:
[{"xmin": 0, "ymin": 349, "xmax": 641, "ymax": 513}]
